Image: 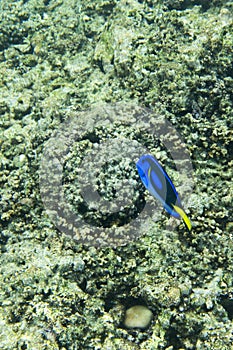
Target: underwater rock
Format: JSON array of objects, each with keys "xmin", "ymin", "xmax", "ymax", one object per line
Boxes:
[{"xmin": 124, "ymin": 305, "xmax": 153, "ymax": 329}]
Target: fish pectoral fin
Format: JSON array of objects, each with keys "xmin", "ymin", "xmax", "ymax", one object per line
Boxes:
[{"xmin": 172, "ymin": 204, "xmax": 192, "ymax": 231}]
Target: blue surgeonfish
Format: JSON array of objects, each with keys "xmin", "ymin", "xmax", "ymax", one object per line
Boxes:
[{"xmin": 136, "ymin": 154, "xmax": 191, "ymax": 230}]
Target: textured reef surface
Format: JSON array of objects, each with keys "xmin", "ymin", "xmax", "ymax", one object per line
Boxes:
[{"xmin": 0, "ymin": 0, "xmax": 232, "ymax": 349}]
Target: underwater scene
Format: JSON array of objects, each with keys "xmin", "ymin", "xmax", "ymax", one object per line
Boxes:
[{"xmin": 0, "ymin": 0, "xmax": 232, "ymax": 349}]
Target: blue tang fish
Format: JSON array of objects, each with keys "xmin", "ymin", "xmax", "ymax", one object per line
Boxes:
[{"xmin": 136, "ymin": 154, "xmax": 191, "ymax": 230}]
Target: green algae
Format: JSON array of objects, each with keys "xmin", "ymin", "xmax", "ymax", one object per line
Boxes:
[{"xmin": 0, "ymin": 0, "xmax": 233, "ymax": 349}]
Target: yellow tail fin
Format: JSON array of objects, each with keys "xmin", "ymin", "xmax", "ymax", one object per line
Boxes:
[{"xmin": 173, "ymin": 205, "xmax": 192, "ymax": 231}]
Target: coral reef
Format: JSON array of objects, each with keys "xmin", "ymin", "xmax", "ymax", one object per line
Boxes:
[{"xmin": 0, "ymin": 0, "xmax": 232, "ymax": 349}]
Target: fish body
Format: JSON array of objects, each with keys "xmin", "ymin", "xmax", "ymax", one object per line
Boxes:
[{"xmin": 136, "ymin": 154, "xmax": 191, "ymax": 230}]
